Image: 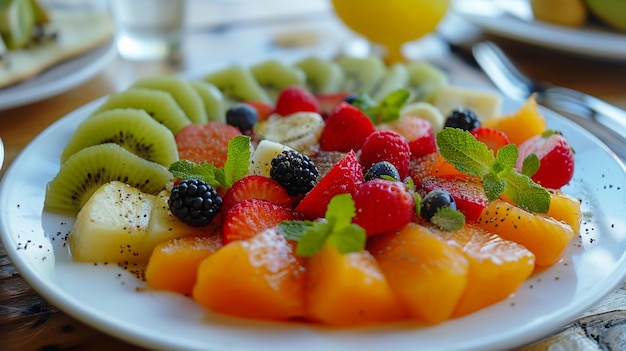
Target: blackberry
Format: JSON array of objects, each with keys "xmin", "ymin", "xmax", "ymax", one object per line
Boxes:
[
  {"xmin": 420, "ymin": 189, "xmax": 456, "ymax": 222},
  {"xmin": 444, "ymin": 107, "xmax": 481, "ymax": 131},
  {"xmin": 270, "ymin": 150, "xmax": 319, "ymax": 196},
  {"xmin": 226, "ymin": 103, "xmax": 258, "ymax": 133},
  {"xmin": 168, "ymin": 179, "xmax": 222, "ymax": 227},
  {"xmin": 364, "ymin": 161, "xmax": 401, "ymax": 182}
]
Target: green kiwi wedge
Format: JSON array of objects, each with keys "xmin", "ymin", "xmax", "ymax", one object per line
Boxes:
[
  {"xmin": 45, "ymin": 143, "xmax": 173, "ymax": 215},
  {"xmin": 204, "ymin": 65, "xmax": 271, "ymax": 104},
  {"xmin": 372, "ymin": 62, "xmax": 410, "ymax": 101},
  {"xmin": 60, "ymin": 108, "xmax": 179, "ymax": 167},
  {"xmin": 0, "ymin": 0, "xmax": 35, "ymax": 50},
  {"xmin": 336, "ymin": 56, "xmax": 387, "ymax": 95},
  {"xmin": 132, "ymin": 76, "xmax": 208, "ymax": 124},
  {"xmin": 93, "ymin": 88, "xmax": 191, "ymax": 134},
  {"xmin": 405, "ymin": 60, "xmax": 449, "ymax": 103},
  {"xmin": 189, "ymin": 81, "xmax": 226, "ymax": 122},
  {"xmin": 294, "ymin": 56, "xmax": 345, "ymax": 94},
  {"xmin": 250, "ymin": 59, "xmax": 306, "ymax": 101}
]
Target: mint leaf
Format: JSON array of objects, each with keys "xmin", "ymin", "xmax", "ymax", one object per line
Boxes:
[
  {"xmin": 437, "ymin": 127, "xmax": 551, "ymax": 213},
  {"xmin": 431, "ymin": 207, "xmax": 465, "ymax": 232},
  {"xmin": 521, "ymin": 154, "xmax": 540, "ymax": 177},
  {"xmin": 436, "ymin": 128, "xmax": 493, "ymax": 178},
  {"xmin": 502, "ymin": 170, "xmax": 551, "ymax": 213},
  {"xmin": 280, "ymin": 194, "xmax": 366, "ymax": 257},
  {"xmin": 167, "ymin": 135, "xmax": 251, "ymax": 189},
  {"xmin": 353, "ymin": 89, "xmax": 410, "ymax": 125},
  {"xmin": 223, "ymin": 135, "xmax": 252, "ymax": 188}
]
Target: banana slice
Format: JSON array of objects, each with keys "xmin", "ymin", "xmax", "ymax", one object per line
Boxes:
[{"xmin": 263, "ymin": 112, "xmax": 325, "ymax": 152}]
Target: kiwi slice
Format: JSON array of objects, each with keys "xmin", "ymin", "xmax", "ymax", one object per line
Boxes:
[
  {"xmin": 405, "ymin": 60, "xmax": 449, "ymax": 103},
  {"xmin": 132, "ymin": 76, "xmax": 208, "ymax": 124},
  {"xmin": 61, "ymin": 108, "xmax": 179, "ymax": 167},
  {"xmin": 336, "ymin": 56, "xmax": 387, "ymax": 95},
  {"xmin": 204, "ymin": 65, "xmax": 271, "ymax": 104},
  {"xmin": 372, "ymin": 62, "xmax": 410, "ymax": 101},
  {"xmin": 0, "ymin": 0, "xmax": 35, "ymax": 50},
  {"xmin": 189, "ymin": 80, "xmax": 226, "ymax": 122},
  {"xmin": 294, "ymin": 56, "xmax": 345, "ymax": 94},
  {"xmin": 94, "ymin": 88, "xmax": 191, "ymax": 134},
  {"xmin": 250, "ymin": 59, "xmax": 305, "ymax": 101},
  {"xmin": 45, "ymin": 143, "xmax": 173, "ymax": 215}
]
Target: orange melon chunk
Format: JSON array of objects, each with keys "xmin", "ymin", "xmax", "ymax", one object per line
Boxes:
[
  {"xmin": 546, "ymin": 191, "xmax": 582, "ymax": 234},
  {"xmin": 433, "ymin": 224, "xmax": 535, "ymax": 317},
  {"xmin": 482, "ymin": 95, "xmax": 546, "ymax": 146},
  {"xmin": 368, "ymin": 223, "xmax": 469, "ymax": 324},
  {"xmin": 476, "ymin": 199, "xmax": 575, "ymax": 267},
  {"xmin": 305, "ymin": 244, "xmax": 406, "ymax": 326},
  {"xmin": 192, "ymin": 229, "xmax": 305, "ymax": 321},
  {"xmin": 145, "ymin": 235, "xmax": 222, "ymax": 295}
]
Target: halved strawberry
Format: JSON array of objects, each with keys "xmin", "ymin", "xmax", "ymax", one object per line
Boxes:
[
  {"xmin": 244, "ymin": 101, "xmax": 274, "ymax": 121},
  {"xmin": 274, "ymin": 85, "xmax": 320, "ymax": 116},
  {"xmin": 175, "ymin": 122, "xmax": 242, "ymax": 167},
  {"xmin": 314, "ymin": 92, "xmax": 350, "ymax": 118},
  {"xmin": 515, "ymin": 130, "xmax": 575, "ymax": 189},
  {"xmin": 295, "ymin": 150, "xmax": 363, "ymax": 219},
  {"xmin": 470, "ymin": 127, "xmax": 511, "ymax": 153},
  {"xmin": 222, "ymin": 198, "xmax": 297, "ymax": 244},
  {"xmin": 221, "ymin": 175, "xmax": 294, "ymax": 215},
  {"xmin": 352, "ymin": 179, "xmax": 415, "ymax": 237},
  {"xmin": 380, "ymin": 116, "xmax": 436, "ymax": 158},
  {"xmin": 419, "ymin": 176, "xmax": 488, "ymax": 222},
  {"xmin": 319, "ymin": 102, "xmax": 375, "ymax": 152}
]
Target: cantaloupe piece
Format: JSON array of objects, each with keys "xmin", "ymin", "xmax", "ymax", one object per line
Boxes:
[
  {"xmin": 145, "ymin": 235, "xmax": 222, "ymax": 295},
  {"xmin": 368, "ymin": 223, "xmax": 469, "ymax": 324},
  {"xmin": 546, "ymin": 191, "xmax": 582, "ymax": 234},
  {"xmin": 192, "ymin": 229, "xmax": 305, "ymax": 321},
  {"xmin": 433, "ymin": 224, "xmax": 535, "ymax": 317},
  {"xmin": 482, "ymin": 95, "xmax": 547, "ymax": 146},
  {"xmin": 305, "ymin": 244, "xmax": 406, "ymax": 326},
  {"xmin": 476, "ymin": 199, "xmax": 576, "ymax": 267}
]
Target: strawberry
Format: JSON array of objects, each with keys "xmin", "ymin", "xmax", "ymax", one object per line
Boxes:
[
  {"xmin": 319, "ymin": 102, "xmax": 375, "ymax": 152},
  {"xmin": 175, "ymin": 122, "xmax": 242, "ymax": 167},
  {"xmin": 274, "ymin": 85, "xmax": 320, "ymax": 116},
  {"xmin": 314, "ymin": 92, "xmax": 350, "ymax": 118},
  {"xmin": 359, "ymin": 130, "xmax": 411, "ymax": 180},
  {"xmin": 419, "ymin": 176, "xmax": 488, "ymax": 222},
  {"xmin": 380, "ymin": 116, "xmax": 436, "ymax": 158},
  {"xmin": 470, "ymin": 127, "xmax": 511, "ymax": 153},
  {"xmin": 222, "ymin": 198, "xmax": 297, "ymax": 244},
  {"xmin": 352, "ymin": 179, "xmax": 414, "ymax": 237},
  {"xmin": 244, "ymin": 101, "xmax": 274, "ymax": 121},
  {"xmin": 221, "ymin": 175, "xmax": 294, "ymax": 215},
  {"xmin": 295, "ymin": 150, "xmax": 363, "ymax": 219},
  {"xmin": 515, "ymin": 130, "xmax": 575, "ymax": 189}
]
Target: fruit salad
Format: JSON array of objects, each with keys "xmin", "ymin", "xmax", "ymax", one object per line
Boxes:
[{"xmin": 43, "ymin": 55, "xmax": 582, "ymax": 326}]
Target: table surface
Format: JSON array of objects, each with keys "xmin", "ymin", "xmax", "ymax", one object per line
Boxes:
[{"xmin": 2, "ymin": 1, "xmax": 626, "ymax": 350}]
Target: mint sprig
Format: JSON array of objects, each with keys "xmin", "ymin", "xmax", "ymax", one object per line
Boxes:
[
  {"xmin": 168, "ymin": 135, "xmax": 251, "ymax": 189},
  {"xmin": 431, "ymin": 207, "xmax": 466, "ymax": 232},
  {"xmin": 278, "ymin": 194, "xmax": 366, "ymax": 257},
  {"xmin": 436, "ymin": 128, "xmax": 550, "ymax": 213},
  {"xmin": 352, "ymin": 89, "xmax": 410, "ymax": 125}
]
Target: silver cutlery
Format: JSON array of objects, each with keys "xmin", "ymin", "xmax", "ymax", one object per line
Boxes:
[{"xmin": 472, "ymin": 40, "xmax": 626, "ymax": 160}]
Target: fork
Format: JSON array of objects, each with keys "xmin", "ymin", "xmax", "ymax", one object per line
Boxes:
[{"xmin": 472, "ymin": 41, "xmax": 626, "ymax": 160}]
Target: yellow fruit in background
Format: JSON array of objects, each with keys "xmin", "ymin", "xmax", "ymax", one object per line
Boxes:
[{"xmin": 530, "ymin": 0, "xmax": 588, "ymax": 27}]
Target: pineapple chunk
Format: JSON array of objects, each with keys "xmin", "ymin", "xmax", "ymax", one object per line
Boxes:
[{"xmin": 68, "ymin": 181, "xmax": 156, "ymax": 263}]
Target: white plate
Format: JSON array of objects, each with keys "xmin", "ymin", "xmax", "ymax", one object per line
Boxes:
[
  {"xmin": 1, "ymin": 91, "xmax": 626, "ymax": 351},
  {"xmin": 450, "ymin": 0, "xmax": 626, "ymax": 61},
  {"xmin": 0, "ymin": 40, "xmax": 116, "ymax": 110}
]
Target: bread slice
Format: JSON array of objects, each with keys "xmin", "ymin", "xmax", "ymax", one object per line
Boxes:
[{"xmin": 0, "ymin": 9, "xmax": 113, "ymax": 88}]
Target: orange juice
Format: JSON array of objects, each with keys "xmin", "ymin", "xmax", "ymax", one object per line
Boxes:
[{"xmin": 331, "ymin": 0, "xmax": 449, "ymax": 62}]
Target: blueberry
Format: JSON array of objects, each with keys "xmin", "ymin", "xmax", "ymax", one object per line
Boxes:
[
  {"xmin": 343, "ymin": 94, "xmax": 358, "ymax": 105},
  {"xmin": 444, "ymin": 107, "xmax": 481, "ymax": 131},
  {"xmin": 420, "ymin": 189, "xmax": 456, "ymax": 222},
  {"xmin": 364, "ymin": 161, "xmax": 401, "ymax": 182},
  {"xmin": 226, "ymin": 103, "xmax": 258, "ymax": 133}
]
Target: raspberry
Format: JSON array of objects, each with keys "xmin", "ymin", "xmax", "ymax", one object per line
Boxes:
[
  {"xmin": 352, "ymin": 179, "xmax": 414, "ymax": 237},
  {"xmin": 319, "ymin": 102, "xmax": 375, "ymax": 152},
  {"xmin": 444, "ymin": 107, "xmax": 481, "ymax": 131},
  {"xmin": 274, "ymin": 85, "xmax": 319, "ymax": 116},
  {"xmin": 270, "ymin": 150, "xmax": 319, "ymax": 196},
  {"xmin": 359, "ymin": 130, "xmax": 411, "ymax": 180},
  {"xmin": 168, "ymin": 179, "xmax": 222, "ymax": 227}
]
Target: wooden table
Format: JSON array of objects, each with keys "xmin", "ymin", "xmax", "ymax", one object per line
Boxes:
[{"xmin": 2, "ymin": 1, "xmax": 626, "ymax": 350}]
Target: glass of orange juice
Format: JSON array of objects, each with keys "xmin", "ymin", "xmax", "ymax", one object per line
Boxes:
[{"xmin": 330, "ymin": 0, "xmax": 450, "ymax": 63}]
